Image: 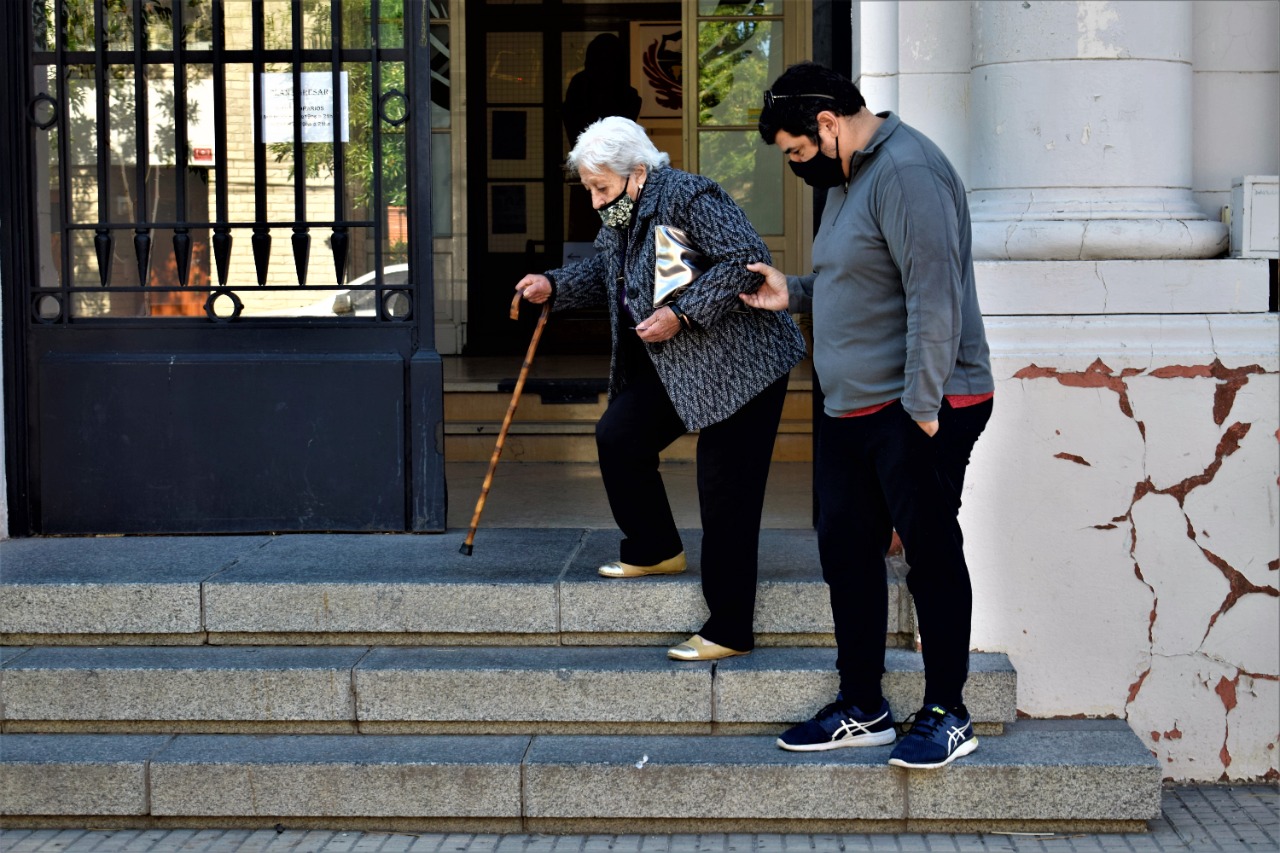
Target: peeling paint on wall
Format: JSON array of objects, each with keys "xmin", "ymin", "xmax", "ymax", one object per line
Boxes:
[
  {"xmin": 1010, "ymin": 356, "xmax": 1279, "ymax": 779},
  {"xmin": 1077, "ymin": 1, "xmax": 1123, "ymax": 58}
]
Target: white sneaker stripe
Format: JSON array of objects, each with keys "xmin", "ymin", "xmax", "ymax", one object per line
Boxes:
[{"xmin": 831, "ymin": 710, "xmax": 888, "ymax": 742}]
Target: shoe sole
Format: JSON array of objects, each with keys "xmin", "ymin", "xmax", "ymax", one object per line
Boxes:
[
  {"xmin": 886, "ymin": 735, "xmax": 979, "ymax": 769},
  {"xmin": 598, "ymin": 567, "xmax": 686, "ymax": 578},
  {"xmin": 667, "ymin": 648, "xmax": 749, "ymax": 661},
  {"xmin": 776, "ymin": 729, "xmax": 898, "ymax": 751}
]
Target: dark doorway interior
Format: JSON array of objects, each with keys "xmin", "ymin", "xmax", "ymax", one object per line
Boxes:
[{"xmin": 463, "ymin": 0, "xmax": 681, "ymax": 356}]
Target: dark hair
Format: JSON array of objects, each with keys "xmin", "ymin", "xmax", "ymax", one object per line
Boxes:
[{"xmin": 758, "ymin": 62, "xmax": 865, "ymax": 145}]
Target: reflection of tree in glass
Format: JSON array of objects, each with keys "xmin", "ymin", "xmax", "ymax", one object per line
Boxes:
[
  {"xmin": 696, "ymin": 8, "xmax": 774, "ymax": 215},
  {"xmin": 697, "ymin": 13, "xmax": 768, "ymax": 125},
  {"xmin": 268, "ymin": 0, "xmax": 415, "ymax": 217},
  {"xmin": 37, "ymin": 0, "xmax": 211, "ymax": 296}
]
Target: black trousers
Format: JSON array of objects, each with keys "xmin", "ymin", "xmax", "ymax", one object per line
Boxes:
[
  {"xmin": 815, "ymin": 397, "xmax": 992, "ymax": 712},
  {"xmin": 595, "ymin": 332, "xmax": 790, "ymax": 652}
]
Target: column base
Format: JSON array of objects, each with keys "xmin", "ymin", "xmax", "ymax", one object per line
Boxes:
[
  {"xmin": 970, "ymin": 190, "xmax": 1230, "ymax": 260},
  {"xmin": 973, "ymin": 218, "xmax": 1228, "ymax": 261}
]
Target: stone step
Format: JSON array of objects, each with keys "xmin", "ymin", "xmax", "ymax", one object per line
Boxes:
[
  {"xmin": 442, "ymin": 381, "xmax": 815, "ymax": 462},
  {"xmin": 442, "ymin": 378, "xmax": 813, "ymax": 422},
  {"xmin": 0, "ymin": 723, "xmax": 1161, "ymax": 833},
  {"xmin": 0, "ymin": 530, "xmax": 914, "ymax": 646},
  {"xmin": 444, "ymin": 426, "xmax": 814, "ymax": 463},
  {"xmin": 0, "ymin": 646, "xmax": 1016, "ymax": 735}
]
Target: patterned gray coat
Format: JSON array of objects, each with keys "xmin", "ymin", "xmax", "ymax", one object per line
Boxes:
[{"xmin": 545, "ymin": 166, "xmax": 807, "ymax": 431}]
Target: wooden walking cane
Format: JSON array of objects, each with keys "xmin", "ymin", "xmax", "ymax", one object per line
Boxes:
[{"xmin": 460, "ymin": 293, "xmax": 551, "ymax": 555}]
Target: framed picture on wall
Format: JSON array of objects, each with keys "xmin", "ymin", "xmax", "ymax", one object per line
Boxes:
[
  {"xmin": 630, "ymin": 22, "xmax": 683, "ymax": 119},
  {"xmin": 488, "ymin": 182, "xmax": 546, "ymax": 253},
  {"xmin": 487, "ymin": 108, "xmax": 544, "ymax": 179}
]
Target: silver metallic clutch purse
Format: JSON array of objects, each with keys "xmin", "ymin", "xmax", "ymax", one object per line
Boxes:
[{"xmin": 653, "ymin": 225, "xmax": 708, "ymax": 308}]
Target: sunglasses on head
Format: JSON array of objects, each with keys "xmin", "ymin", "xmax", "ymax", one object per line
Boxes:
[{"xmin": 763, "ymin": 91, "xmax": 837, "ymax": 109}]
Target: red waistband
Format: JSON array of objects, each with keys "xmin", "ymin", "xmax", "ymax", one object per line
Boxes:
[{"xmin": 839, "ymin": 391, "xmax": 994, "ymax": 419}]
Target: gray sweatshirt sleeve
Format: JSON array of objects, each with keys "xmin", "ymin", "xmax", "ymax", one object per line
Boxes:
[
  {"xmin": 787, "ymin": 273, "xmax": 816, "ymax": 314},
  {"xmin": 876, "ymin": 163, "xmax": 964, "ymax": 422}
]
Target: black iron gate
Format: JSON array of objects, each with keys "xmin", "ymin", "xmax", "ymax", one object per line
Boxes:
[{"xmin": 0, "ymin": 0, "xmax": 447, "ymax": 535}]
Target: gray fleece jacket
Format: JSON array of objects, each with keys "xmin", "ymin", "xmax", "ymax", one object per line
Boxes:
[{"xmin": 788, "ymin": 112, "xmax": 993, "ymax": 422}]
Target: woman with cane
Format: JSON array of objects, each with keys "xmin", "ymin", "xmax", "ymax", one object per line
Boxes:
[{"xmin": 515, "ymin": 117, "xmax": 806, "ymax": 661}]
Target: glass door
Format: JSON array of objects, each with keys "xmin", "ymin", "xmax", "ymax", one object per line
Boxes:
[{"xmin": 686, "ymin": 0, "xmax": 809, "ymax": 277}]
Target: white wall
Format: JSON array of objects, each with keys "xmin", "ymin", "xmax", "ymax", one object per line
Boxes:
[
  {"xmin": 867, "ymin": 0, "xmax": 1279, "ymax": 781},
  {"xmin": 968, "ymin": 303, "xmax": 1278, "ymax": 781},
  {"xmin": 1192, "ymin": 0, "xmax": 1280, "ymax": 217}
]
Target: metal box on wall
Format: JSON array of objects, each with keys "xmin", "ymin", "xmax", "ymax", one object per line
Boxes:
[{"xmin": 1230, "ymin": 175, "xmax": 1279, "ymax": 259}]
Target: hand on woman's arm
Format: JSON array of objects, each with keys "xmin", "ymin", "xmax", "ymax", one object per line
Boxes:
[{"xmin": 741, "ymin": 262, "xmax": 790, "ymax": 311}]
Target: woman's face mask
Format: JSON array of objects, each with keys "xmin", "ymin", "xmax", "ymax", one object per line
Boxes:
[
  {"xmin": 788, "ymin": 130, "xmax": 846, "ymax": 188},
  {"xmin": 597, "ymin": 175, "xmax": 635, "ymax": 229}
]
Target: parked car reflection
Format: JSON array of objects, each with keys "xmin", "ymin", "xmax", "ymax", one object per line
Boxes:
[{"xmin": 250, "ymin": 263, "xmax": 411, "ymax": 319}]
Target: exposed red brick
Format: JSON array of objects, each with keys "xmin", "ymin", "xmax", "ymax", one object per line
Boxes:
[
  {"xmin": 1012, "ymin": 364, "xmax": 1058, "ymax": 380},
  {"xmin": 1159, "ymin": 423, "xmax": 1251, "ymax": 507},
  {"xmin": 1201, "ymin": 545, "xmax": 1280, "ymax": 639},
  {"xmin": 1094, "ymin": 523, "xmax": 1117, "ymax": 530},
  {"xmin": 1215, "ymin": 675, "xmax": 1239, "ymax": 712},
  {"xmin": 1151, "ymin": 731, "xmax": 1161, "ymax": 742},
  {"xmin": 1209, "ymin": 360, "xmax": 1266, "ymax": 426},
  {"xmin": 1164, "ymin": 725, "xmax": 1183, "ymax": 740},
  {"xmin": 1054, "ymin": 452, "xmax": 1091, "ymax": 466},
  {"xmin": 1145, "ymin": 359, "xmax": 1265, "ymax": 425},
  {"xmin": 1221, "ymin": 745, "xmax": 1232, "ymax": 769},
  {"xmin": 1127, "ymin": 665, "xmax": 1151, "ymax": 705},
  {"xmin": 1016, "ymin": 359, "xmax": 1270, "ymax": 429},
  {"xmin": 1014, "ymin": 359, "xmax": 1136, "ymax": 418},
  {"xmin": 1150, "ymin": 365, "xmax": 1214, "ymax": 379}
]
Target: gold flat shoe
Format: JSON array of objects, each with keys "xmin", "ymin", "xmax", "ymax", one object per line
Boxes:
[
  {"xmin": 667, "ymin": 634, "xmax": 749, "ymax": 661},
  {"xmin": 598, "ymin": 551, "xmax": 687, "ymax": 578}
]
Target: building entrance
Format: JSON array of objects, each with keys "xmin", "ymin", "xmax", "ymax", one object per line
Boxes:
[
  {"xmin": 460, "ymin": 0, "xmax": 811, "ymax": 357},
  {"xmin": 462, "ymin": 0, "xmax": 680, "ymax": 356}
]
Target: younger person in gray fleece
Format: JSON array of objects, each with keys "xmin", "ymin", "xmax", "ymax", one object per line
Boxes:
[{"xmin": 743, "ymin": 62, "xmax": 995, "ymax": 769}]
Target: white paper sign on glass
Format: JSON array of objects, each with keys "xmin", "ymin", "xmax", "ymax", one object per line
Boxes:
[{"xmin": 259, "ymin": 72, "xmax": 350, "ymax": 143}]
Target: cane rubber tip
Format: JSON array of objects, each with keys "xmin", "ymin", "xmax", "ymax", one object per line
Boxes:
[{"xmin": 459, "ymin": 543, "xmax": 473, "ymax": 556}]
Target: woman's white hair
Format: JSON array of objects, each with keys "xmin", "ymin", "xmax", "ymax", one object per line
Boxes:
[{"xmin": 566, "ymin": 116, "xmax": 670, "ymax": 177}]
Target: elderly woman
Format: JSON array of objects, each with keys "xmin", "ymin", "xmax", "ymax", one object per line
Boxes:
[{"xmin": 516, "ymin": 116, "xmax": 806, "ymax": 661}]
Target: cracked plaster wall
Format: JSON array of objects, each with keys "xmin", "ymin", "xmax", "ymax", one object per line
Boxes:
[{"xmin": 968, "ymin": 317, "xmax": 1278, "ymax": 781}]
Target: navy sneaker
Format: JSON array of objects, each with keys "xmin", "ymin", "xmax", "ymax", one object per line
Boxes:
[
  {"xmin": 887, "ymin": 704, "xmax": 978, "ymax": 769},
  {"xmin": 776, "ymin": 696, "xmax": 897, "ymax": 752}
]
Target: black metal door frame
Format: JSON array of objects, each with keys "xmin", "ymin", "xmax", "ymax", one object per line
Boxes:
[{"xmin": 0, "ymin": 0, "xmax": 446, "ymax": 536}]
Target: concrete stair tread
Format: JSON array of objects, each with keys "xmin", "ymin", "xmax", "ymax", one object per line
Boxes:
[
  {"xmin": 0, "ymin": 645, "xmax": 1015, "ymax": 730},
  {"xmin": 0, "ymin": 722, "xmax": 1161, "ymax": 831},
  {"xmin": 444, "ymin": 420, "xmax": 814, "ymax": 434},
  {"xmin": 0, "ymin": 530, "xmax": 913, "ymax": 642}
]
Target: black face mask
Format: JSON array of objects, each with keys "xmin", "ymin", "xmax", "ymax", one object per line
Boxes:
[{"xmin": 789, "ymin": 134, "xmax": 846, "ymax": 188}]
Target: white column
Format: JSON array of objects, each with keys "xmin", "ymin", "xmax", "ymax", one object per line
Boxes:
[
  {"xmin": 968, "ymin": 1, "xmax": 1228, "ymax": 260},
  {"xmin": 857, "ymin": 0, "xmax": 899, "ymax": 115},
  {"xmin": 1191, "ymin": 0, "xmax": 1280, "ymax": 217},
  {"xmin": 896, "ymin": 1, "xmax": 972, "ymax": 187},
  {"xmin": 856, "ymin": 1, "xmax": 971, "ymax": 185}
]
